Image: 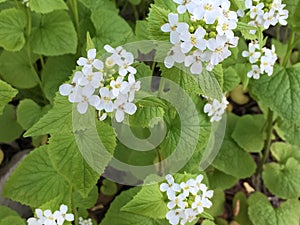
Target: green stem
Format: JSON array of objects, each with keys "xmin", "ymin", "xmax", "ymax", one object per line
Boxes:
[
  {"xmin": 69, "ymin": 0, "xmax": 81, "ymax": 54},
  {"xmin": 158, "ymin": 77, "xmax": 165, "ymax": 97},
  {"xmin": 282, "ymin": 30, "xmax": 295, "ymax": 67},
  {"xmin": 255, "ymin": 109, "xmax": 274, "ymax": 189}
]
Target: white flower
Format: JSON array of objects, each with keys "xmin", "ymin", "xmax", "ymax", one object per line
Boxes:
[
  {"xmin": 167, "ymin": 193, "xmax": 187, "ymax": 209},
  {"xmin": 180, "ymin": 180, "xmax": 196, "ymax": 197},
  {"xmin": 161, "ymin": 13, "xmax": 189, "ymax": 44},
  {"xmin": 77, "ymin": 49, "xmax": 103, "ymax": 75},
  {"xmin": 59, "ymin": 84, "xmax": 76, "ymax": 96},
  {"xmin": 118, "ymin": 56, "xmax": 136, "ymax": 76},
  {"xmin": 74, "ymin": 71, "xmax": 103, "ymax": 89},
  {"xmin": 260, "ymin": 55, "xmax": 274, "ymax": 76},
  {"xmin": 55, "ymin": 204, "xmax": 74, "ymax": 225},
  {"xmin": 164, "ymin": 44, "xmax": 186, "ymax": 68},
  {"xmin": 96, "ymin": 87, "xmax": 115, "ymax": 112},
  {"xmin": 128, "ymin": 74, "xmax": 141, "ymax": 102},
  {"xmin": 23, "ymin": 0, "xmax": 29, "ymax": 7},
  {"xmin": 166, "ymin": 209, "xmax": 184, "ymax": 225},
  {"xmin": 110, "ymin": 77, "xmax": 129, "ymax": 97},
  {"xmin": 114, "ymin": 95, "xmax": 137, "ymax": 122},
  {"xmin": 27, "ymin": 218, "xmax": 42, "ymax": 225},
  {"xmin": 191, "ymin": 195, "xmax": 212, "ymax": 213},
  {"xmin": 160, "ymin": 174, "xmax": 181, "ymax": 199},
  {"xmin": 173, "ymin": 0, "xmax": 200, "ymax": 14},
  {"xmin": 242, "ymin": 42, "xmax": 261, "ymax": 64},
  {"xmin": 263, "ymin": 9, "xmax": 277, "ymax": 29},
  {"xmin": 180, "ymin": 208, "xmax": 197, "ymax": 225},
  {"xmin": 216, "ymin": 19, "xmax": 237, "ymax": 39},
  {"xmin": 193, "ymin": 0, "xmax": 222, "ymax": 24},
  {"xmin": 247, "ymin": 64, "xmax": 261, "ymax": 79},
  {"xmin": 204, "ymin": 95, "xmax": 228, "ymax": 122},
  {"xmin": 79, "ymin": 217, "xmax": 93, "ymax": 225},
  {"xmin": 206, "ymin": 35, "xmax": 231, "ymax": 68},
  {"xmin": 276, "ymin": 8, "xmax": 288, "ymax": 25},
  {"xmin": 184, "ymin": 50, "xmax": 206, "ymax": 74},
  {"xmin": 180, "ymin": 27, "xmax": 207, "ymax": 53},
  {"xmin": 43, "ymin": 210, "xmax": 59, "ymax": 225},
  {"xmin": 245, "ymin": 0, "xmax": 252, "ymax": 9},
  {"xmin": 249, "ymin": 3, "xmax": 264, "ymax": 19}
]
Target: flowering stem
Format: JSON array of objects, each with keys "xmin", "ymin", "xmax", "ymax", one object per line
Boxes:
[
  {"xmin": 282, "ymin": 30, "xmax": 295, "ymax": 67},
  {"xmin": 254, "ymin": 109, "xmax": 274, "ymax": 189}
]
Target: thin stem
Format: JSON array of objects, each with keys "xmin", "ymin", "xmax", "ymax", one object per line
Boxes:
[
  {"xmin": 282, "ymin": 30, "xmax": 295, "ymax": 67},
  {"xmin": 158, "ymin": 77, "xmax": 166, "ymax": 97},
  {"xmin": 69, "ymin": 0, "xmax": 81, "ymax": 54},
  {"xmin": 255, "ymin": 109, "xmax": 274, "ymax": 189},
  {"xmin": 71, "ymin": 190, "xmax": 79, "ymax": 225}
]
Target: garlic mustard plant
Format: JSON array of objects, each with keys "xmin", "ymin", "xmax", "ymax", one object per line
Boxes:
[{"xmin": 160, "ymin": 174, "xmax": 214, "ymax": 225}]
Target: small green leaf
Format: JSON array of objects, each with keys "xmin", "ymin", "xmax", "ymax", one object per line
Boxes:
[
  {"xmin": 3, "ymin": 145, "xmax": 71, "ymax": 208},
  {"xmin": 29, "ymin": 0, "xmax": 68, "ymax": 14},
  {"xmin": 250, "ymin": 65, "xmax": 300, "ymax": 122},
  {"xmin": 0, "ymin": 49, "xmax": 39, "ymax": 89},
  {"xmin": 79, "ymin": 0, "xmax": 118, "ymax": 12},
  {"xmin": 275, "ymin": 118, "xmax": 300, "ymax": 147},
  {"xmin": 0, "ymin": 216, "xmax": 25, "ymax": 225},
  {"xmin": 121, "ymin": 184, "xmax": 168, "ymax": 219},
  {"xmin": 0, "ymin": 80, "xmax": 18, "ymax": 115},
  {"xmin": 73, "ymin": 185, "xmax": 98, "ymax": 209},
  {"xmin": 17, "ymin": 99, "xmax": 50, "ymax": 130},
  {"xmin": 201, "ymin": 220, "xmax": 216, "ymax": 225},
  {"xmin": 262, "ymin": 158, "xmax": 300, "ymax": 199},
  {"xmin": 101, "ymin": 179, "xmax": 118, "ymax": 196},
  {"xmin": 0, "ymin": 8, "xmax": 26, "ymax": 51},
  {"xmin": 0, "ymin": 105, "xmax": 24, "ymax": 142},
  {"xmin": 231, "ymin": 115, "xmax": 266, "ymax": 152},
  {"xmin": 100, "ymin": 187, "xmax": 168, "ymax": 225},
  {"xmin": 30, "ymin": 11, "xmax": 77, "ymax": 56},
  {"xmin": 91, "ymin": 9, "xmax": 134, "ymax": 49},
  {"xmin": 0, "ymin": 206, "xmax": 20, "ymax": 218},
  {"xmin": 271, "ymin": 142, "xmax": 300, "ymax": 164},
  {"xmin": 248, "ymin": 192, "xmax": 300, "ymax": 225},
  {"xmin": 41, "ymin": 55, "xmax": 76, "ymax": 102},
  {"xmin": 207, "ymin": 168, "xmax": 238, "ymax": 190},
  {"xmin": 233, "ymin": 192, "xmax": 253, "ymax": 225}
]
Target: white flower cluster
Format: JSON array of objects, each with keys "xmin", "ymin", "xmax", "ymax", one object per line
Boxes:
[
  {"xmin": 79, "ymin": 217, "xmax": 93, "ymax": 225},
  {"xmin": 59, "ymin": 46, "xmax": 141, "ymax": 123},
  {"xmin": 245, "ymin": 0, "xmax": 288, "ymax": 34},
  {"xmin": 27, "ymin": 204, "xmax": 74, "ymax": 225},
  {"xmin": 203, "ymin": 95, "xmax": 229, "ymax": 122},
  {"xmin": 242, "ymin": 41, "xmax": 277, "ymax": 79},
  {"xmin": 160, "ymin": 174, "xmax": 213, "ymax": 225},
  {"xmin": 161, "ymin": 0, "xmax": 239, "ymax": 74}
]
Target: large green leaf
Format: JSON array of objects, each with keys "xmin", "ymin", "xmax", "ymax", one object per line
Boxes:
[
  {"xmin": 3, "ymin": 145, "xmax": 71, "ymax": 208},
  {"xmin": 275, "ymin": 118, "xmax": 300, "ymax": 147},
  {"xmin": 248, "ymin": 192, "xmax": 300, "ymax": 225},
  {"xmin": 250, "ymin": 65, "xmax": 300, "ymax": 122},
  {"xmin": 121, "ymin": 184, "xmax": 168, "ymax": 219},
  {"xmin": 91, "ymin": 9, "xmax": 134, "ymax": 49},
  {"xmin": 0, "ymin": 8, "xmax": 26, "ymax": 51},
  {"xmin": 285, "ymin": 0, "xmax": 300, "ymax": 31},
  {"xmin": 29, "ymin": 0, "xmax": 67, "ymax": 13},
  {"xmin": 41, "ymin": 55, "xmax": 76, "ymax": 102},
  {"xmin": 0, "ymin": 216, "xmax": 25, "ymax": 225},
  {"xmin": 17, "ymin": 99, "xmax": 50, "ymax": 130},
  {"xmin": 262, "ymin": 158, "xmax": 300, "ymax": 199},
  {"xmin": 211, "ymin": 114, "xmax": 256, "ymax": 178},
  {"xmin": 0, "ymin": 206, "xmax": 20, "ymax": 219},
  {"xmin": 0, "ymin": 49, "xmax": 39, "ymax": 89},
  {"xmin": 30, "ymin": 11, "xmax": 77, "ymax": 56},
  {"xmin": 100, "ymin": 187, "xmax": 168, "ymax": 225},
  {"xmin": 25, "ymin": 95, "xmax": 72, "ymax": 137},
  {"xmin": 79, "ymin": 0, "xmax": 117, "ymax": 12},
  {"xmin": 0, "ymin": 105, "xmax": 24, "ymax": 142},
  {"xmin": 0, "ymin": 80, "xmax": 18, "ymax": 115},
  {"xmin": 231, "ymin": 115, "xmax": 266, "ymax": 153}
]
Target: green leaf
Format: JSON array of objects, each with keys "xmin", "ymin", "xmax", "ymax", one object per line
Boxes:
[
  {"xmin": 129, "ymin": 0, "xmax": 141, "ymax": 5},
  {"xmin": 29, "ymin": 0, "xmax": 67, "ymax": 13},
  {"xmin": 262, "ymin": 158, "xmax": 300, "ymax": 199},
  {"xmin": 0, "ymin": 80, "xmax": 18, "ymax": 115},
  {"xmin": 25, "ymin": 94, "xmax": 72, "ymax": 137},
  {"xmin": 121, "ymin": 184, "xmax": 168, "ymax": 219},
  {"xmin": 270, "ymin": 142, "xmax": 300, "ymax": 164},
  {"xmin": 0, "ymin": 216, "xmax": 25, "ymax": 225},
  {"xmin": 3, "ymin": 145, "xmax": 71, "ymax": 208},
  {"xmin": 275, "ymin": 119, "xmax": 300, "ymax": 147},
  {"xmin": 41, "ymin": 55, "xmax": 76, "ymax": 102},
  {"xmin": 101, "ymin": 179, "xmax": 118, "ymax": 196},
  {"xmin": 223, "ymin": 67, "xmax": 241, "ymax": 92},
  {"xmin": 91, "ymin": 9, "xmax": 134, "ymax": 49},
  {"xmin": 148, "ymin": 5, "xmax": 170, "ymax": 42},
  {"xmin": 17, "ymin": 99, "xmax": 50, "ymax": 130},
  {"xmin": 0, "ymin": 8, "xmax": 26, "ymax": 51},
  {"xmin": 135, "ymin": 20, "xmax": 150, "ymax": 40},
  {"xmin": 207, "ymin": 168, "xmax": 238, "ymax": 190},
  {"xmin": 30, "ymin": 11, "xmax": 77, "ymax": 56},
  {"xmin": 286, "ymin": 0, "xmax": 300, "ymax": 32},
  {"xmin": 248, "ymin": 192, "xmax": 300, "ymax": 225},
  {"xmin": 78, "ymin": 0, "xmax": 117, "ymax": 12},
  {"xmin": 0, "ymin": 206, "xmax": 20, "ymax": 218},
  {"xmin": 0, "ymin": 104, "xmax": 24, "ymax": 142},
  {"xmin": 100, "ymin": 187, "xmax": 168, "ymax": 225},
  {"xmin": 250, "ymin": 65, "xmax": 300, "ymax": 122},
  {"xmin": 231, "ymin": 115, "xmax": 266, "ymax": 152},
  {"xmin": 202, "ymin": 220, "xmax": 216, "ymax": 225},
  {"xmin": 233, "ymin": 192, "xmax": 253, "ymax": 225},
  {"xmin": 212, "ymin": 114, "xmax": 256, "ymax": 178},
  {"xmin": 0, "ymin": 49, "xmax": 39, "ymax": 89}
]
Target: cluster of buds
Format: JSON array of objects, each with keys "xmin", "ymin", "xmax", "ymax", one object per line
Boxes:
[
  {"xmin": 160, "ymin": 174, "xmax": 214, "ymax": 225},
  {"xmin": 161, "ymin": 0, "xmax": 239, "ymax": 74},
  {"xmin": 59, "ymin": 45, "xmax": 140, "ymax": 122}
]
